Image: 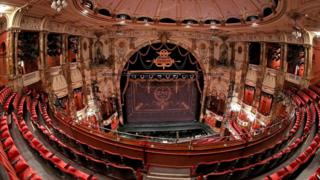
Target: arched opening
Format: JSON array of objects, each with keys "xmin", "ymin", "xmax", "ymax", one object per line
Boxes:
[{"xmin": 119, "ymin": 42, "xmax": 205, "ymax": 135}]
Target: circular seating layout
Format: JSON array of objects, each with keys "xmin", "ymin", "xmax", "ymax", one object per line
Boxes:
[{"xmin": 0, "ymin": 84, "xmax": 320, "ymax": 179}]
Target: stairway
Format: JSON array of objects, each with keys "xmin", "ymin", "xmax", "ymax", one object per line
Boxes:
[{"xmin": 144, "ymin": 166, "xmax": 194, "ymax": 180}]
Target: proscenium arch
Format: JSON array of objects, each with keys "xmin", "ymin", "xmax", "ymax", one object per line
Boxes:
[{"xmin": 118, "ymin": 42, "xmax": 205, "ymax": 124}]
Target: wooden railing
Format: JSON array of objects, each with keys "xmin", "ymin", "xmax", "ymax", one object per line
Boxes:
[{"xmin": 51, "ymin": 108, "xmax": 290, "ymax": 167}]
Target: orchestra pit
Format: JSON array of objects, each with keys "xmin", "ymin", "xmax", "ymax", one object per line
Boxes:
[{"xmin": 1, "ymin": 0, "xmax": 320, "ymax": 179}]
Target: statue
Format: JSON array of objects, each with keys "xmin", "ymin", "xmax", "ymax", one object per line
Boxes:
[{"xmin": 219, "ymin": 42, "xmax": 229, "ymax": 66}]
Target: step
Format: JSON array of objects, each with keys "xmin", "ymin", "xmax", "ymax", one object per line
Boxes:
[{"xmin": 144, "ymin": 174, "xmax": 193, "ymax": 180}]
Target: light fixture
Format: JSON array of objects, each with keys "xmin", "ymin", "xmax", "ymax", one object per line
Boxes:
[
  {"xmin": 247, "ymin": 112, "xmax": 256, "ymax": 122},
  {"xmin": 0, "ymin": 4, "xmax": 9, "ymax": 13},
  {"xmin": 210, "ymin": 21, "xmax": 217, "ymax": 29},
  {"xmin": 185, "ymin": 21, "xmax": 192, "ymax": 28},
  {"xmin": 292, "ymin": 29, "xmax": 302, "ymax": 39},
  {"xmin": 0, "ymin": 4, "xmax": 11, "ymax": 17},
  {"xmin": 230, "ymin": 102, "xmax": 241, "ymax": 112},
  {"xmin": 118, "ymin": 15, "xmax": 126, "ymax": 25},
  {"xmin": 251, "ymin": 22, "xmax": 259, "ymax": 28},
  {"xmin": 82, "ymin": 9, "xmax": 88, "ymax": 15},
  {"xmin": 249, "ymin": 16, "xmax": 259, "ymax": 28},
  {"xmin": 144, "ymin": 18, "xmax": 150, "ymax": 26},
  {"xmin": 314, "ymin": 31, "xmax": 320, "ymax": 37},
  {"xmin": 51, "ymin": 0, "xmax": 68, "ymax": 12},
  {"xmin": 289, "ymin": 11, "xmax": 304, "ymax": 39}
]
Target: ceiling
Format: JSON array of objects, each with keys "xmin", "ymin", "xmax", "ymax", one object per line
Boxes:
[
  {"xmin": 91, "ymin": 0, "xmax": 274, "ymax": 22},
  {"xmin": 0, "ymin": 0, "xmax": 320, "ymax": 35}
]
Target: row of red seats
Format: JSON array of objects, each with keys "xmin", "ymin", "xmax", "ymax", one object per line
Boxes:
[
  {"xmin": 3, "ymin": 93, "xmax": 17, "ymax": 112},
  {"xmin": 288, "ymin": 108, "xmax": 303, "ymax": 137},
  {"xmin": 292, "ymin": 95, "xmax": 305, "ymax": 107},
  {"xmin": 310, "ymin": 85, "xmax": 320, "ymax": 97},
  {"xmin": 195, "ymin": 115, "xmax": 300, "ymax": 177},
  {"xmin": 304, "ymin": 104, "xmax": 316, "ymax": 133},
  {"xmin": 303, "ymin": 89, "xmax": 319, "ymax": 101},
  {"xmin": 13, "ymin": 101, "xmax": 98, "ymax": 180},
  {"xmin": 200, "ymin": 136, "xmax": 304, "ymax": 180},
  {"xmin": 38, "ymin": 101, "xmax": 144, "ymax": 171},
  {"xmin": 17, "ymin": 96, "xmax": 26, "ymax": 116},
  {"xmin": 265, "ymin": 91, "xmax": 319, "ymax": 179},
  {"xmin": 198, "ymin": 95, "xmax": 311, "ymax": 179},
  {"xmin": 0, "ymin": 115, "xmax": 41, "ymax": 180},
  {"xmin": 0, "ymin": 87, "xmax": 12, "ymax": 106},
  {"xmin": 34, "ymin": 97, "xmax": 142, "ymax": 179},
  {"xmin": 12, "ymin": 93, "xmax": 21, "ymax": 110},
  {"xmin": 230, "ymin": 120, "xmax": 248, "ymax": 140},
  {"xmin": 297, "ymin": 91, "xmax": 312, "ymax": 105},
  {"xmin": 308, "ymin": 85, "xmax": 320, "ymax": 179},
  {"xmin": 0, "ymin": 142, "xmax": 19, "ymax": 180},
  {"xmin": 266, "ymin": 129, "xmax": 319, "ymax": 179}
]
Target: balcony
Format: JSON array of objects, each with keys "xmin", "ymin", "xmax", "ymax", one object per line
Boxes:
[{"xmin": 22, "ymin": 70, "xmax": 40, "ymax": 86}]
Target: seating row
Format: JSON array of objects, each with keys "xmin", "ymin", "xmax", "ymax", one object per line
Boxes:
[
  {"xmin": 265, "ymin": 89, "xmax": 320, "ymax": 179},
  {"xmin": 198, "ymin": 90, "xmax": 318, "ymax": 179},
  {"xmin": 30, "ymin": 100, "xmax": 139, "ymax": 180},
  {"xmin": 12, "ymin": 108, "xmax": 98, "ymax": 180},
  {"xmin": 195, "ymin": 106, "xmax": 303, "ymax": 176},
  {"xmin": 0, "ymin": 115, "xmax": 41, "ymax": 180},
  {"xmin": 0, "ymin": 87, "xmax": 12, "ymax": 106},
  {"xmin": 37, "ymin": 101, "xmax": 144, "ymax": 171}
]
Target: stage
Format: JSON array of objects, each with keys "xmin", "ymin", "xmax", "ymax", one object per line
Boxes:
[{"xmin": 118, "ymin": 121, "xmax": 215, "ymax": 140}]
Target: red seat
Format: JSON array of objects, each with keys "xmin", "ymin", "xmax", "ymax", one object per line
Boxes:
[
  {"xmin": 31, "ymin": 139, "xmax": 41, "ymax": 149},
  {"xmin": 3, "ymin": 137, "xmax": 14, "ymax": 148},
  {"xmin": 7, "ymin": 145, "xmax": 20, "ymax": 161},
  {"xmin": 19, "ymin": 167, "xmax": 36, "ymax": 180},
  {"xmin": 50, "ymin": 156, "xmax": 67, "ymax": 169},
  {"xmin": 0, "ymin": 125, "xmax": 8, "ymax": 132},
  {"xmin": 13, "ymin": 157, "xmax": 29, "ymax": 173},
  {"xmin": 1, "ymin": 130, "xmax": 10, "ymax": 139},
  {"xmin": 38, "ymin": 146, "xmax": 53, "ymax": 159},
  {"xmin": 19, "ymin": 120, "xmax": 27, "ymax": 127},
  {"xmin": 20, "ymin": 125, "xmax": 29, "ymax": 133},
  {"xmin": 285, "ymin": 159, "xmax": 300, "ymax": 173},
  {"xmin": 23, "ymin": 131, "xmax": 34, "ymax": 141}
]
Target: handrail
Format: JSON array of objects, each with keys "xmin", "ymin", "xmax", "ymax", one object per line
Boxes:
[{"xmin": 53, "ymin": 106, "xmax": 291, "ymax": 146}]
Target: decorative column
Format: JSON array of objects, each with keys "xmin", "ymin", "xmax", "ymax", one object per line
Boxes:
[
  {"xmin": 276, "ymin": 43, "xmax": 286, "ymax": 92},
  {"xmin": 62, "ymin": 34, "xmax": 75, "ymax": 118},
  {"xmin": 238, "ymin": 42, "xmax": 249, "ymax": 101},
  {"xmin": 79, "ymin": 36, "xmax": 88, "ymax": 106},
  {"xmin": 253, "ymin": 42, "xmax": 266, "ymax": 109},
  {"xmin": 5, "ymin": 28, "xmax": 19, "ymax": 88},
  {"xmin": 39, "ymin": 31, "xmax": 48, "ymax": 90},
  {"xmin": 302, "ymin": 44, "xmax": 312, "ymax": 88}
]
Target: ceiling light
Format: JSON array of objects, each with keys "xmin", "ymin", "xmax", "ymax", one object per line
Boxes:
[
  {"xmin": 185, "ymin": 21, "xmax": 192, "ymax": 28},
  {"xmin": 292, "ymin": 29, "xmax": 302, "ymax": 39},
  {"xmin": 51, "ymin": 0, "xmax": 68, "ymax": 12},
  {"xmin": 251, "ymin": 22, "xmax": 259, "ymax": 27},
  {"xmin": 0, "ymin": 4, "xmax": 10, "ymax": 13},
  {"xmin": 210, "ymin": 21, "xmax": 217, "ymax": 29},
  {"xmin": 144, "ymin": 18, "xmax": 150, "ymax": 26},
  {"xmin": 248, "ymin": 16, "xmax": 259, "ymax": 28},
  {"xmin": 118, "ymin": 15, "xmax": 127, "ymax": 25}
]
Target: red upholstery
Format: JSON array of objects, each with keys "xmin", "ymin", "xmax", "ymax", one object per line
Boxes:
[
  {"xmin": 1, "ymin": 130, "xmax": 10, "ymax": 139},
  {"xmin": 7, "ymin": 146, "xmax": 20, "ymax": 161},
  {"xmin": 19, "ymin": 167, "xmax": 36, "ymax": 180},
  {"xmin": 30, "ymin": 139, "xmax": 41, "ymax": 149},
  {"xmin": 3, "ymin": 137, "xmax": 14, "ymax": 148},
  {"xmin": 23, "ymin": 131, "xmax": 34, "ymax": 141},
  {"xmin": 13, "ymin": 158, "xmax": 29, "ymax": 173}
]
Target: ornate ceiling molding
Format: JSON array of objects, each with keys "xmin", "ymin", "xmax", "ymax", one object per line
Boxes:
[{"xmin": 72, "ymin": 0, "xmax": 287, "ymax": 31}]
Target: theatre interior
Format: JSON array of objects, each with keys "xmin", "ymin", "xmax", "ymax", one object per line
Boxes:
[{"xmin": 1, "ymin": 0, "xmax": 320, "ymax": 180}]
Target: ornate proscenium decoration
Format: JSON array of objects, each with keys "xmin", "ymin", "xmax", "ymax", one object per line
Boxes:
[
  {"xmin": 51, "ymin": 0, "xmax": 68, "ymax": 12},
  {"xmin": 150, "ymin": 49, "xmax": 179, "ymax": 69}
]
